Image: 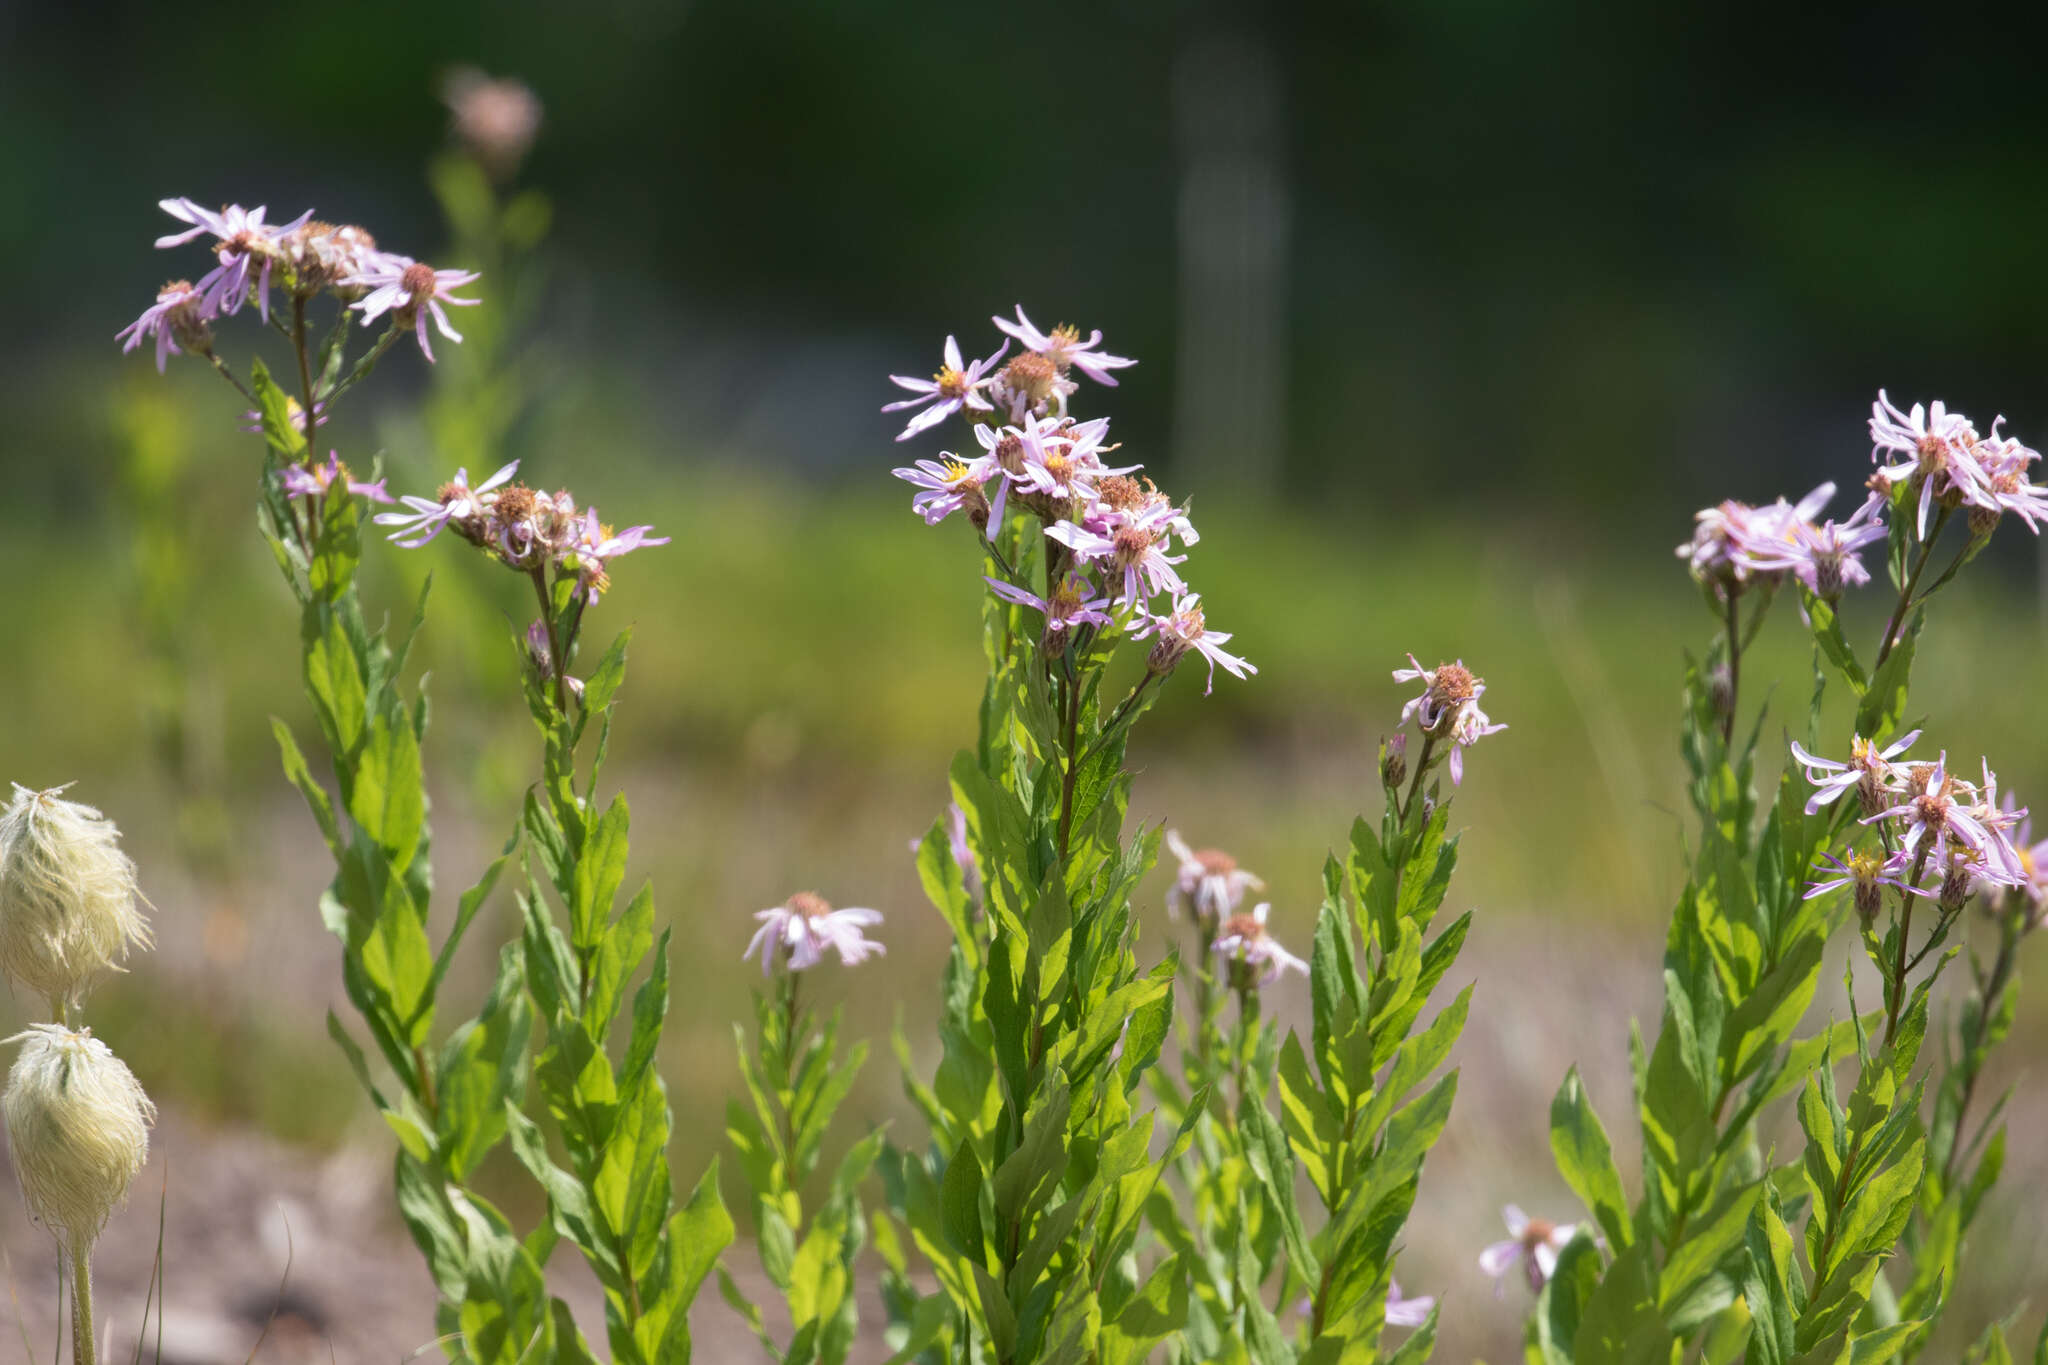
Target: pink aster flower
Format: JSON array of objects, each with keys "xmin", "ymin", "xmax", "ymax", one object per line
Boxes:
[
  {"xmin": 1392, "ymin": 655, "xmax": 1505, "ymax": 784},
  {"xmin": 116, "ymin": 280, "xmax": 208, "ymax": 372},
  {"xmin": 1478, "ymin": 1206, "xmax": 1584, "ymax": 1295},
  {"xmin": 2000, "ymin": 799, "xmax": 2048, "ymax": 921},
  {"xmin": 1805, "ymin": 850, "xmax": 1914, "ymax": 922},
  {"xmin": 1383, "ymin": 1281, "xmax": 1435, "ymax": 1329},
  {"xmin": 1738, "ymin": 491, "xmax": 1888, "ymax": 600},
  {"xmin": 1135, "ymin": 595, "xmax": 1255, "ymax": 695},
  {"xmin": 347, "ymin": 257, "xmax": 482, "ymax": 361},
  {"xmin": 372, "ymin": 459, "xmax": 518, "ymax": 547},
  {"xmin": 567, "ymin": 509, "xmax": 670, "ymax": 604},
  {"xmin": 742, "ymin": 892, "xmax": 885, "ymax": 974},
  {"xmin": 1788, "ymin": 730, "xmax": 1920, "ymax": 816},
  {"xmin": 1958, "ymin": 420, "xmax": 2048, "ymax": 534},
  {"xmin": 891, "ymin": 451, "xmax": 1005, "ymax": 534},
  {"xmin": 1011, "ymin": 416, "xmax": 1140, "ymax": 506},
  {"xmin": 156, "ymin": 198, "xmax": 312, "ymax": 322},
  {"xmin": 992, "ymin": 306, "xmax": 1137, "ymax": 387},
  {"xmin": 1044, "ymin": 511, "xmax": 1187, "ymax": 606},
  {"xmin": 1678, "ymin": 483, "xmax": 1836, "ymax": 584},
  {"xmin": 1163, "ymin": 830, "xmax": 1263, "ymax": 921},
  {"xmin": 883, "ymin": 335, "xmax": 1008, "ymax": 441},
  {"xmin": 1869, "ymin": 752, "xmax": 2024, "ymax": 886},
  {"xmin": 278, "ymin": 453, "xmax": 393, "ymax": 504},
  {"xmin": 1870, "ymin": 392, "xmax": 1989, "ymax": 539},
  {"xmin": 984, "ymin": 574, "xmax": 1114, "ymax": 636},
  {"xmin": 1211, "ymin": 903, "xmax": 1306, "ymax": 984}
]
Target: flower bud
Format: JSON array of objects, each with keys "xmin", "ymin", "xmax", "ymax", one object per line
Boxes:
[
  {"xmin": 0, "ymin": 787, "xmax": 151, "ymax": 1011},
  {"xmin": 1706, "ymin": 663, "xmax": 1734, "ymax": 724},
  {"xmin": 3, "ymin": 1026, "xmax": 154, "ymax": 1250},
  {"xmin": 1379, "ymin": 734, "xmax": 1408, "ymax": 791},
  {"xmin": 1938, "ymin": 865, "xmax": 1973, "ymax": 913},
  {"xmin": 1967, "ymin": 506, "xmax": 2001, "ymax": 540}
]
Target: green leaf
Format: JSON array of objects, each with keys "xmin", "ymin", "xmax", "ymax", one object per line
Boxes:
[
  {"xmin": 1238, "ymin": 1086, "xmax": 1320, "ymax": 1286},
  {"xmin": 1551, "ymin": 1066, "xmax": 1633, "ymax": 1251},
  {"xmin": 435, "ymin": 940, "xmax": 533, "ymax": 1180},
  {"xmin": 1100, "ymin": 1256, "xmax": 1187, "ymax": 1365},
  {"xmin": 593, "ymin": 1066, "xmax": 674, "ymax": 1281},
  {"xmin": 1855, "ymin": 612, "xmax": 1921, "ymax": 744},
  {"xmin": 1534, "ymin": 1233, "xmax": 1603, "ymax": 1365},
  {"xmin": 570, "ymin": 795, "xmax": 632, "ymax": 950},
  {"xmin": 349, "ymin": 714, "xmax": 426, "ymax": 876},
  {"xmin": 1573, "ymin": 1245, "xmax": 1672, "ymax": 1365},
  {"xmin": 272, "ymin": 719, "xmax": 342, "ymax": 857},
  {"xmin": 992, "ymin": 1073, "xmax": 1070, "ymax": 1231},
  {"xmin": 941, "ymin": 1137, "xmax": 987, "ymax": 1264},
  {"xmin": 1806, "ymin": 594, "xmax": 1868, "ymax": 695}
]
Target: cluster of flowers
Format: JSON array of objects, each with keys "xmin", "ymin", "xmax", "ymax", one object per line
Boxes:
[
  {"xmin": 1164, "ymin": 830, "xmax": 1305, "ymax": 983},
  {"xmin": 1679, "ymin": 391, "xmax": 2048, "ymax": 598},
  {"xmin": 118, "ymin": 198, "xmax": 479, "ymax": 369},
  {"xmin": 373, "ymin": 459, "xmax": 667, "ymax": 605},
  {"xmin": 1793, "ymin": 731, "xmax": 2048, "ymax": 916},
  {"xmin": 886, "ymin": 308, "xmax": 1252, "ymax": 693},
  {"xmin": 0, "ymin": 787, "xmax": 156, "ymax": 1259}
]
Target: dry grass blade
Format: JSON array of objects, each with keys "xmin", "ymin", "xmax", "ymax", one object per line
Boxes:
[
  {"xmin": 241, "ymin": 1203, "xmax": 294, "ymax": 1365},
  {"xmin": 125, "ymin": 1167, "xmax": 166, "ymax": 1365},
  {"xmin": 402, "ymin": 1333, "xmax": 464, "ymax": 1361},
  {"xmin": 2, "ymin": 1246, "xmax": 35, "ymax": 1362}
]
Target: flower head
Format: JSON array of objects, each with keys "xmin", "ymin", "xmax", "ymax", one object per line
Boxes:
[
  {"xmin": 1805, "ymin": 850, "xmax": 1907, "ymax": 922},
  {"xmin": 1958, "ymin": 419, "xmax": 2048, "ymax": 537},
  {"xmin": 1739, "ymin": 491, "xmax": 1888, "ymax": 600},
  {"xmin": 1869, "ymin": 752, "xmax": 2027, "ymax": 891},
  {"xmin": 1383, "ymin": 1281, "xmax": 1436, "ymax": 1329},
  {"xmin": 1392, "ymin": 655, "xmax": 1504, "ymax": 784},
  {"xmin": 565, "ymin": 509, "xmax": 669, "ymax": 603},
  {"xmin": 1136, "ymin": 595, "xmax": 1254, "ymax": 694},
  {"xmin": 992, "ymin": 306, "xmax": 1137, "ymax": 388},
  {"xmin": 743, "ymin": 892, "xmax": 885, "ymax": 974},
  {"xmin": 985, "ymin": 574, "xmax": 1114, "ymax": 647},
  {"xmin": 347, "ymin": 257, "xmax": 482, "ymax": 361},
  {"xmin": 883, "ymin": 335, "xmax": 1008, "ymax": 441},
  {"xmin": 443, "ymin": 68, "xmax": 543, "ymax": 181},
  {"xmin": 1869, "ymin": 392, "xmax": 1990, "ymax": 540},
  {"xmin": 373, "ymin": 460, "xmax": 519, "ymax": 547},
  {"xmin": 1211, "ymin": 903, "xmax": 1307, "ymax": 985},
  {"xmin": 156, "ymin": 198, "xmax": 313, "ymax": 321},
  {"xmin": 279, "ymin": 453, "xmax": 393, "ymax": 504},
  {"xmin": 3, "ymin": 1025, "xmax": 154, "ymax": 1252},
  {"xmin": 1478, "ymin": 1205, "xmax": 1584, "ymax": 1295},
  {"xmin": 1045, "ymin": 506, "xmax": 1187, "ymax": 607},
  {"xmin": 1164, "ymin": 831, "xmax": 1264, "ymax": 922},
  {"xmin": 892, "ymin": 451, "xmax": 1003, "ymax": 534},
  {"xmin": 115, "ymin": 281, "xmax": 209, "ymax": 372},
  {"xmin": 1678, "ymin": 483, "xmax": 1836, "ymax": 584},
  {"xmin": 0, "ymin": 786, "xmax": 151, "ymax": 1011},
  {"xmin": 1788, "ymin": 730, "xmax": 1920, "ymax": 817}
]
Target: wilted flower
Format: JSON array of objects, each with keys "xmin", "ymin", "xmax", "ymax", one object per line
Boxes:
[
  {"xmin": 1788, "ymin": 730, "xmax": 1920, "ymax": 817},
  {"xmin": 115, "ymin": 281, "xmax": 209, "ymax": 372},
  {"xmin": 1478, "ymin": 1205, "xmax": 1584, "ymax": 1295},
  {"xmin": 3, "ymin": 1025, "xmax": 154, "ymax": 1251},
  {"xmin": 1211, "ymin": 903, "xmax": 1306, "ymax": 985},
  {"xmin": 279, "ymin": 453, "xmax": 393, "ymax": 504},
  {"xmin": 347, "ymin": 257, "xmax": 481, "ymax": 361},
  {"xmin": 1163, "ymin": 830, "xmax": 1263, "ymax": 921},
  {"xmin": 1392, "ymin": 655, "xmax": 1505, "ymax": 784},
  {"xmin": 156, "ymin": 199, "xmax": 313, "ymax": 322},
  {"xmin": 992, "ymin": 306, "xmax": 1137, "ymax": 388},
  {"xmin": 883, "ymin": 335, "xmax": 1008, "ymax": 441},
  {"xmin": 1135, "ymin": 595, "xmax": 1254, "ymax": 694},
  {"xmin": 0, "ymin": 786, "xmax": 151, "ymax": 1012},
  {"xmin": 743, "ymin": 892, "xmax": 885, "ymax": 974},
  {"xmin": 374, "ymin": 460, "xmax": 518, "ymax": 547}
]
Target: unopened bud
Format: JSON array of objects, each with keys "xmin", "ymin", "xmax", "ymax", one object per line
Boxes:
[
  {"xmin": 0, "ymin": 787, "xmax": 151, "ymax": 1012},
  {"xmin": 1814, "ymin": 555, "xmax": 1845, "ymax": 602},
  {"xmin": 1939, "ymin": 866, "xmax": 1972, "ymax": 912},
  {"xmin": 1967, "ymin": 506, "xmax": 2001, "ymax": 540},
  {"xmin": 1706, "ymin": 663, "xmax": 1734, "ymax": 723},
  {"xmin": 3, "ymin": 1026, "xmax": 154, "ymax": 1251},
  {"xmin": 1380, "ymin": 734, "xmax": 1408, "ymax": 791}
]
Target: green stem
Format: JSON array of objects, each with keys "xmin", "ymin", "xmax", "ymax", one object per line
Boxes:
[
  {"xmin": 204, "ymin": 351, "xmax": 256, "ymax": 402},
  {"xmin": 1054, "ymin": 661, "xmax": 1083, "ymax": 866},
  {"xmin": 69, "ymin": 1243, "xmax": 94, "ymax": 1365},
  {"xmin": 1875, "ymin": 507, "xmax": 1951, "ymax": 668},
  {"xmin": 1721, "ymin": 586, "xmax": 1741, "ymax": 746},
  {"xmin": 529, "ymin": 565, "xmax": 567, "ymax": 714},
  {"xmin": 1883, "ymin": 845, "xmax": 1933, "ymax": 1047},
  {"xmin": 1939, "ymin": 917, "xmax": 2020, "ymax": 1192},
  {"xmin": 1398, "ymin": 733, "xmax": 1437, "ymax": 828}
]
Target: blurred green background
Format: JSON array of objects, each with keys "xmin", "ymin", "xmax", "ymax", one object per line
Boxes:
[{"xmin": 4, "ymin": 1, "xmax": 2047, "ymax": 1358}]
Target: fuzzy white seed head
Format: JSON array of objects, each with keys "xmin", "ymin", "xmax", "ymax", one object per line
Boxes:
[
  {"xmin": 0, "ymin": 785, "xmax": 151, "ymax": 1010},
  {"xmin": 3, "ymin": 1025, "xmax": 154, "ymax": 1250}
]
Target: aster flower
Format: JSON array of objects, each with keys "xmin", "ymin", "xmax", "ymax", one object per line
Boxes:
[
  {"xmin": 1738, "ymin": 491, "xmax": 1888, "ymax": 600},
  {"xmin": 156, "ymin": 199, "xmax": 312, "ymax": 322},
  {"xmin": 347, "ymin": 256, "xmax": 482, "ymax": 361},
  {"xmin": 373, "ymin": 460, "xmax": 519, "ymax": 547},
  {"xmin": 883, "ymin": 335, "xmax": 1008, "ymax": 441},
  {"xmin": 1392, "ymin": 655, "xmax": 1505, "ymax": 784},
  {"xmin": 566, "ymin": 508, "xmax": 669, "ymax": 603},
  {"xmin": 1805, "ymin": 849, "xmax": 1914, "ymax": 922},
  {"xmin": 1478, "ymin": 1206, "xmax": 1585, "ymax": 1295},
  {"xmin": 115, "ymin": 281, "xmax": 208, "ymax": 372},
  {"xmin": 1210, "ymin": 903, "xmax": 1306, "ymax": 984},
  {"xmin": 742, "ymin": 892, "xmax": 885, "ymax": 974},
  {"xmin": 1044, "ymin": 510, "xmax": 1187, "ymax": 606},
  {"xmin": 278, "ymin": 453, "xmax": 393, "ymax": 504},
  {"xmin": 985, "ymin": 574, "xmax": 1114, "ymax": 638},
  {"xmin": 1163, "ymin": 830, "xmax": 1263, "ymax": 921},
  {"xmin": 1870, "ymin": 752, "xmax": 2025, "ymax": 888},
  {"xmin": 1135, "ymin": 595, "xmax": 1255, "ymax": 695},
  {"xmin": 992, "ymin": 306, "xmax": 1138, "ymax": 387},
  {"xmin": 1869, "ymin": 392, "xmax": 1989, "ymax": 540},
  {"xmin": 1958, "ymin": 420, "xmax": 2048, "ymax": 535},
  {"xmin": 891, "ymin": 451, "xmax": 1004, "ymax": 533},
  {"xmin": 1788, "ymin": 730, "xmax": 1919, "ymax": 816},
  {"xmin": 1998, "ymin": 798, "xmax": 2048, "ymax": 921},
  {"xmin": 1011, "ymin": 416, "xmax": 1139, "ymax": 506},
  {"xmin": 1383, "ymin": 1282, "xmax": 1436, "ymax": 1330},
  {"xmin": 1677, "ymin": 483, "xmax": 1836, "ymax": 584}
]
